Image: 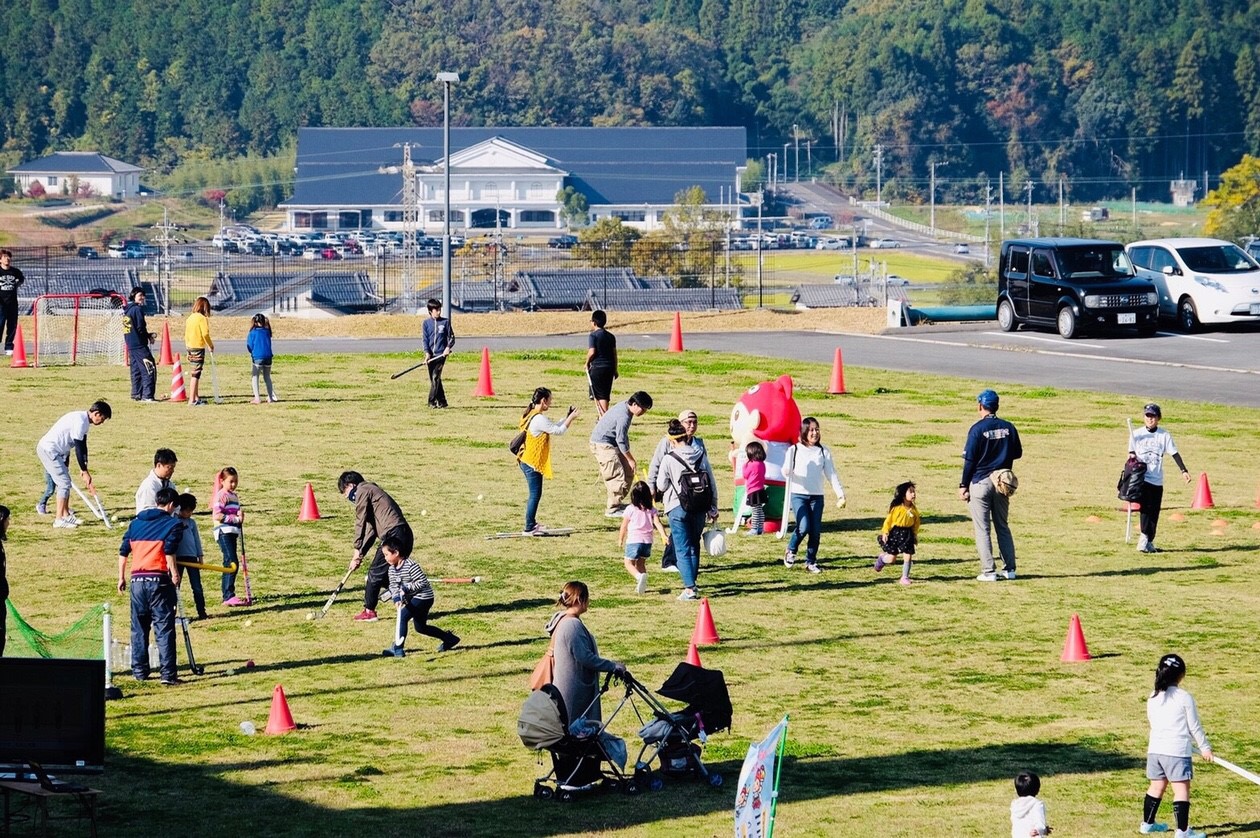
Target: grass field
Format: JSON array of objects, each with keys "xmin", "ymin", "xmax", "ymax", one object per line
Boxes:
[{"xmin": 3, "ymin": 346, "xmax": 1259, "ymax": 837}]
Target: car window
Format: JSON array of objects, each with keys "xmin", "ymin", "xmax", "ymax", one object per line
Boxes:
[
  {"xmin": 1176, "ymin": 244, "xmax": 1259, "ymax": 274},
  {"xmin": 1128, "ymin": 247, "xmax": 1151, "ymax": 269},
  {"xmin": 1031, "ymin": 251, "xmax": 1055, "ymax": 278},
  {"xmin": 1150, "ymin": 248, "xmax": 1177, "ymax": 273},
  {"xmin": 1057, "ymin": 245, "xmax": 1134, "ymax": 280},
  {"xmin": 1008, "ymin": 248, "xmax": 1029, "ymax": 274}
]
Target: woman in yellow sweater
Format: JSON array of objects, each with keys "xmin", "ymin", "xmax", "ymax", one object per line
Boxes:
[
  {"xmin": 184, "ymin": 296, "xmax": 215, "ymax": 406},
  {"xmin": 876, "ymin": 481, "xmax": 920, "ymax": 585},
  {"xmin": 516, "ymin": 387, "xmax": 579, "ymax": 535}
]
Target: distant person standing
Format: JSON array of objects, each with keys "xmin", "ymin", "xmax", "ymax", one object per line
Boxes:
[
  {"xmin": 183, "ymin": 296, "xmax": 215, "ymax": 406},
  {"xmin": 122, "ymin": 288, "xmax": 158, "ymax": 401},
  {"xmin": 0, "ymin": 249, "xmax": 25, "ymax": 355},
  {"xmin": 585, "ymin": 310, "xmax": 617, "ymax": 415},
  {"xmin": 246, "ymin": 313, "xmax": 278, "ymax": 403},
  {"xmin": 421, "ymin": 298, "xmax": 454, "ymax": 409},
  {"xmin": 590, "ymin": 391, "xmax": 653, "ymax": 517},
  {"xmin": 960, "ymin": 389, "xmax": 1022, "ymax": 582},
  {"xmin": 1130, "ymin": 403, "xmax": 1191, "ymax": 554}
]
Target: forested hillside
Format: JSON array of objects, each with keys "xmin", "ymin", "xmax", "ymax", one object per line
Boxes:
[{"xmin": 2, "ymin": 0, "xmax": 1258, "ymax": 201}]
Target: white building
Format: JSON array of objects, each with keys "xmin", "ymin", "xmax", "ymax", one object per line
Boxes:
[{"xmin": 7, "ymin": 152, "xmax": 144, "ymax": 200}]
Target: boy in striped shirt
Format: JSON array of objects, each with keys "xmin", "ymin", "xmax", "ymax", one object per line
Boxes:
[{"xmin": 380, "ymin": 534, "xmax": 460, "ymax": 658}]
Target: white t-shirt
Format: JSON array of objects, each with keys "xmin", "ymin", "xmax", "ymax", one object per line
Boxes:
[
  {"xmin": 1131, "ymin": 426, "xmax": 1178, "ymax": 487},
  {"xmin": 37, "ymin": 411, "xmax": 89, "ymax": 459},
  {"xmin": 1010, "ymin": 796, "xmax": 1049, "ymax": 837}
]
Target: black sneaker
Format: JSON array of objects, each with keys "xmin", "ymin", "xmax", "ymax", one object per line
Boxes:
[
  {"xmin": 160, "ymin": 677, "xmax": 183, "ymax": 686},
  {"xmin": 381, "ymin": 645, "xmax": 405, "ymax": 658},
  {"xmin": 437, "ymin": 634, "xmax": 461, "ymax": 653}
]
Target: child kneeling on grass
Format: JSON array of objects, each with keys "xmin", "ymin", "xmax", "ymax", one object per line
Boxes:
[
  {"xmin": 381, "ymin": 534, "xmax": 460, "ymax": 658},
  {"xmin": 619, "ymin": 480, "xmax": 669, "ymax": 595}
]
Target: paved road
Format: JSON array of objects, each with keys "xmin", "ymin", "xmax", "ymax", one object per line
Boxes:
[{"xmin": 215, "ymin": 322, "xmax": 1260, "ymax": 408}]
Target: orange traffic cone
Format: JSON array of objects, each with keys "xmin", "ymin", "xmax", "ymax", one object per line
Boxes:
[
  {"xmin": 298, "ymin": 483, "xmax": 321, "ymax": 521},
  {"xmin": 1254, "ymin": 481, "xmax": 1260, "ymax": 510},
  {"xmin": 691, "ymin": 597, "xmax": 720, "ymax": 646},
  {"xmin": 9, "ymin": 323, "xmax": 28, "ymax": 368},
  {"xmin": 169, "ymin": 354, "xmax": 187, "ymax": 402},
  {"xmin": 264, "ymin": 684, "xmax": 297, "ymax": 735},
  {"xmin": 827, "ymin": 347, "xmax": 847, "ymax": 394},
  {"xmin": 1190, "ymin": 472, "xmax": 1215, "ymax": 510},
  {"xmin": 473, "ymin": 347, "xmax": 495, "ymax": 397},
  {"xmin": 668, "ymin": 312, "xmax": 684, "ymax": 352},
  {"xmin": 685, "ymin": 642, "xmax": 703, "ymax": 668},
  {"xmin": 1060, "ymin": 614, "xmax": 1092, "ymax": 662},
  {"xmin": 158, "ymin": 322, "xmax": 174, "ymax": 366}
]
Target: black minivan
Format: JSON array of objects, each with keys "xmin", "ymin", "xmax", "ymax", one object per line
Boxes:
[{"xmin": 997, "ymin": 238, "xmax": 1159, "ymax": 338}]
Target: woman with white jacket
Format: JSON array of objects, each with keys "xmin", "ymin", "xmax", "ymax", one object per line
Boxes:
[{"xmin": 783, "ymin": 417, "xmax": 846, "ymax": 574}]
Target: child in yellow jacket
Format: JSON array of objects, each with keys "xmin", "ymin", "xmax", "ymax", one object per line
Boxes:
[{"xmin": 876, "ymin": 481, "xmax": 920, "ymax": 585}]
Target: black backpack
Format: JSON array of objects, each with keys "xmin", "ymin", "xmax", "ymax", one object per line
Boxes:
[
  {"xmin": 1117, "ymin": 455, "xmax": 1147, "ymax": 502},
  {"xmin": 669, "ymin": 452, "xmax": 713, "ymax": 513}
]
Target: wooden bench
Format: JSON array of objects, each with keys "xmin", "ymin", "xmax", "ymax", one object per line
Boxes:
[{"xmin": 0, "ymin": 780, "xmax": 101, "ymax": 837}]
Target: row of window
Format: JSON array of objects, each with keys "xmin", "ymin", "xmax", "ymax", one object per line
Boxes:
[{"xmin": 292, "ymin": 209, "xmax": 558, "ymax": 229}]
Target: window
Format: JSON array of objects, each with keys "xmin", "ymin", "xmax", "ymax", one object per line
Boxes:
[
  {"xmin": 1008, "ymin": 248, "xmax": 1029, "ymax": 275},
  {"xmin": 311, "ymin": 212, "xmax": 328, "ymax": 229},
  {"xmin": 613, "ymin": 211, "xmax": 646, "ymax": 222},
  {"xmin": 48, "ymin": 176, "xmax": 59, "ymax": 186},
  {"xmin": 519, "ymin": 210, "xmax": 555, "ymax": 223},
  {"xmin": 428, "ymin": 210, "xmax": 447, "ymax": 222},
  {"xmin": 293, "ymin": 212, "xmax": 313, "ymax": 229},
  {"xmin": 384, "ymin": 211, "xmax": 403, "ymax": 223},
  {"xmin": 338, "ymin": 211, "xmax": 362, "ymax": 229},
  {"xmin": 1031, "ymin": 251, "xmax": 1055, "ymax": 278}
]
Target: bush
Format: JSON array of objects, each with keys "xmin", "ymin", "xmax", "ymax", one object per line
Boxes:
[{"xmin": 939, "ymin": 262, "xmax": 998, "ymax": 305}]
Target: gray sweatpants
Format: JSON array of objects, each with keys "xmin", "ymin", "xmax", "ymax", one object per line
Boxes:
[{"xmin": 969, "ymin": 477, "xmax": 1015, "ymax": 574}]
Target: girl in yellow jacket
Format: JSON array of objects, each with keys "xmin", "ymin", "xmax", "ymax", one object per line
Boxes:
[
  {"xmin": 184, "ymin": 296, "xmax": 215, "ymax": 406},
  {"xmin": 876, "ymin": 481, "xmax": 920, "ymax": 585}
]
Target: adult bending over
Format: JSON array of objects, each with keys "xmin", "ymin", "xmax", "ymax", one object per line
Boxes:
[
  {"xmin": 35, "ymin": 400, "xmax": 111, "ymax": 529},
  {"xmin": 655, "ymin": 419, "xmax": 718, "ymax": 601},
  {"xmin": 517, "ymin": 387, "xmax": 579, "ymax": 535},
  {"xmin": 339, "ymin": 471, "xmax": 413, "ymax": 623},
  {"xmin": 960, "ymin": 389, "xmax": 1022, "ymax": 582},
  {"xmin": 589, "ymin": 390, "xmax": 653, "ymax": 517},
  {"xmin": 544, "ymin": 581, "xmax": 624, "ymax": 723},
  {"xmin": 783, "ymin": 417, "xmax": 846, "ymax": 574}
]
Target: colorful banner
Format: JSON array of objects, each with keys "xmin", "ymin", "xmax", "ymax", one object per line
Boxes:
[{"xmin": 734, "ymin": 715, "xmax": 789, "ymax": 838}]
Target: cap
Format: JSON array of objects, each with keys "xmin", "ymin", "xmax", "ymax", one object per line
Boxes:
[
  {"xmin": 1144, "ymin": 403, "xmax": 1162, "ymax": 417},
  {"xmin": 678, "ymin": 409, "xmax": 697, "ymax": 422},
  {"xmin": 976, "ymin": 389, "xmax": 999, "ymax": 410}
]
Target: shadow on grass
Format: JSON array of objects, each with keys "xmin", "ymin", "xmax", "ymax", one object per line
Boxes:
[
  {"xmin": 1206, "ymin": 821, "xmax": 1260, "ymax": 836},
  {"xmin": 99, "ymin": 740, "xmax": 1142, "ymax": 836}
]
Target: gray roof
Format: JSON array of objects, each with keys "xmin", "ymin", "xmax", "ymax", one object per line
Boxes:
[
  {"xmin": 286, "ymin": 127, "xmax": 746, "ymax": 208},
  {"xmin": 8, "ymin": 152, "xmax": 143, "ymax": 175}
]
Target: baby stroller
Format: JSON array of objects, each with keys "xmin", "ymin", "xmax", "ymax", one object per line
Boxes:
[
  {"xmin": 625, "ymin": 662, "xmax": 732, "ymax": 789},
  {"xmin": 518, "ymin": 679, "xmax": 636, "ymax": 801}
]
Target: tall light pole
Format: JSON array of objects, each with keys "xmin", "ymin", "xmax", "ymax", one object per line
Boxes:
[
  {"xmin": 873, "ymin": 144, "xmax": 884, "ymax": 206},
  {"xmin": 929, "ymin": 160, "xmax": 947, "ymax": 238},
  {"xmin": 793, "ymin": 125, "xmax": 800, "ymax": 183},
  {"xmin": 437, "ymin": 71, "xmax": 459, "ymax": 319},
  {"xmin": 783, "ymin": 143, "xmax": 790, "ymax": 184}
]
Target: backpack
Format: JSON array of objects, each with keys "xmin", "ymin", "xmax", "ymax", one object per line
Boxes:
[
  {"xmin": 669, "ymin": 452, "xmax": 714, "ymax": 513},
  {"xmin": 1117, "ymin": 455, "xmax": 1147, "ymax": 502}
]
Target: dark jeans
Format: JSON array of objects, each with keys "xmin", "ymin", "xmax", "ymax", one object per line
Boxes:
[
  {"xmin": 130, "ymin": 576, "xmax": 177, "ymax": 681},
  {"xmin": 520, "ymin": 460, "xmax": 543, "ymax": 531},
  {"xmin": 427, "ymin": 356, "xmax": 448, "ymax": 407},
  {"xmin": 1139, "ymin": 482, "xmax": 1165, "ymax": 542},
  {"xmin": 177, "ymin": 560, "xmax": 207, "ymax": 616},
  {"xmin": 787, "ymin": 493, "xmax": 825, "ymax": 564},
  {"xmin": 393, "ymin": 596, "xmax": 456, "ymax": 648},
  {"xmin": 128, "ymin": 345, "xmax": 156, "ymax": 399},
  {"xmin": 0, "ymin": 295, "xmax": 18, "ymax": 350},
  {"xmin": 217, "ymin": 532, "xmax": 239, "ymax": 600},
  {"xmin": 365, "ymin": 525, "xmax": 414, "ymax": 610}
]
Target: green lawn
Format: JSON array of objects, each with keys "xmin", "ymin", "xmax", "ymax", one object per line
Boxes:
[{"xmin": 3, "ymin": 349, "xmax": 1258, "ymax": 836}]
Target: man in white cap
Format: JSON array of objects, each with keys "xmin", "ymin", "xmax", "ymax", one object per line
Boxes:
[
  {"xmin": 960, "ymin": 389, "xmax": 1022, "ymax": 581},
  {"xmin": 1130, "ymin": 403, "xmax": 1191, "ymax": 554}
]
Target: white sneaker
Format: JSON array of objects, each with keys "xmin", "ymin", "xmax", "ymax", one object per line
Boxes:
[
  {"xmin": 1137, "ymin": 534, "xmax": 1149, "ymax": 552},
  {"xmin": 53, "ymin": 517, "xmax": 79, "ymax": 529},
  {"xmin": 1177, "ymin": 829, "xmax": 1206, "ymax": 838},
  {"xmin": 677, "ymin": 588, "xmax": 698, "ymax": 601},
  {"xmin": 975, "ymin": 572, "xmax": 999, "ymax": 582},
  {"xmin": 662, "ymin": 565, "xmax": 680, "ymax": 573},
  {"xmin": 783, "ymin": 550, "xmax": 796, "ymax": 568},
  {"xmin": 1139, "ymin": 823, "xmax": 1169, "ymax": 834},
  {"xmin": 635, "ymin": 573, "xmax": 648, "ymax": 594},
  {"xmin": 1001, "ymin": 570, "xmax": 1016, "ymax": 580}
]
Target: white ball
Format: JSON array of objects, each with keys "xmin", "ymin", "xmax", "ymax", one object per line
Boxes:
[
  {"xmin": 306, "ymin": 612, "xmax": 315, "ymax": 621},
  {"xmin": 477, "ymin": 494, "xmax": 484, "ymax": 501},
  {"xmin": 243, "ymin": 619, "xmax": 252, "ymax": 627},
  {"xmin": 421, "ymin": 509, "xmax": 428, "ymax": 516}
]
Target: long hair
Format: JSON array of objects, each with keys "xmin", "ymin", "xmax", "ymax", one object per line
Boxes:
[
  {"xmin": 251, "ymin": 313, "xmax": 271, "ymax": 334},
  {"xmin": 799, "ymin": 416, "xmax": 820, "ymax": 446},
  {"xmin": 629, "ymin": 480, "xmax": 653, "ymax": 510},
  {"xmin": 523, "ymin": 387, "xmax": 551, "ymax": 418},
  {"xmin": 890, "ymin": 481, "xmax": 916, "ymax": 511},
  {"xmin": 557, "ymin": 580, "xmax": 589, "ymax": 609},
  {"xmin": 192, "ymin": 296, "xmax": 211, "ymax": 316},
  {"xmin": 1151, "ymin": 653, "xmax": 1186, "ymax": 698}
]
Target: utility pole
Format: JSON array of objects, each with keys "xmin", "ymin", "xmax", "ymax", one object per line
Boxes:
[
  {"xmin": 400, "ymin": 143, "xmax": 418, "ymax": 312},
  {"xmin": 984, "ymin": 180, "xmax": 993, "ymax": 267},
  {"xmin": 1058, "ymin": 177, "xmax": 1065, "ymax": 230},
  {"xmin": 873, "ymin": 144, "xmax": 884, "ymax": 206},
  {"xmin": 218, "ymin": 198, "xmax": 227, "ymax": 278},
  {"xmin": 1025, "ymin": 180, "xmax": 1035, "ymax": 236},
  {"xmin": 793, "ymin": 125, "xmax": 800, "ymax": 183},
  {"xmin": 999, "ymin": 172, "xmax": 1005, "ymax": 240},
  {"xmin": 929, "ymin": 161, "xmax": 947, "ymax": 238},
  {"xmin": 756, "ymin": 192, "xmax": 764, "ymax": 308},
  {"xmin": 784, "ymin": 143, "xmax": 790, "ymax": 184},
  {"xmin": 806, "ymin": 140, "xmax": 812, "ymax": 178},
  {"xmin": 152, "ymin": 207, "xmax": 178, "ymax": 316}
]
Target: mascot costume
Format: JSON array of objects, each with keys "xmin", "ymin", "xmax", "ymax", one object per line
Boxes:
[{"xmin": 729, "ymin": 375, "xmax": 801, "ymax": 532}]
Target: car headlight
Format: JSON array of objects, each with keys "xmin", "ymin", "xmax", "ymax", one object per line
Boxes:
[
  {"xmin": 1193, "ymin": 275, "xmax": 1226, "ymax": 293},
  {"xmin": 1147, "ymin": 291, "xmax": 1158, "ymax": 305},
  {"xmin": 1084, "ymin": 295, "xmax": 1101, "ymax": 308}
]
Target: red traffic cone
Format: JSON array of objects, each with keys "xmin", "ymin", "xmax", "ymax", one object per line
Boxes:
[
  {"xmin": 473, "ymin": 347, "xmax": 495, "ymax": 397},
  {"xmin": 1190, "ymin": 472, "xmax": 1215, "ymax": 510},
  {"xmin": 158, "ymin": 322, "xmax": 174, "ymax": 366},
  {"xmin": 668, "ymin": 312, "xmax": 684, "ymax": 352},
  {"xmin": 298, "ymin": 483, "xmax": 321, "ymax": 521},
  {"xmin": 685, "ymin": 642, "xmax": 703, "ymax": 668},
  {"xmin": 9, "ymin": 323, "xmax": 28, "ymax": 368},
  {"xmin": 1060, "ymin": 614, "xmax": 1092, "ymax": 662},
  {"xmin": 264, "ymin": 684, "xmax": 297, "ymax": 735},
  {"xmin": 827, "ymin": 347, "xmax": 847, "ymax": 394},
  {"xmin": 169, "ymin": 354, "xmax": 187, "ymax": 402},
  {"xmin": 1254, "ymin": 481, "xmax": 1260, "ymax": 510},
  {"xmin": 691, "ymin": 597, "xmax": 720, "ymax": 646}
]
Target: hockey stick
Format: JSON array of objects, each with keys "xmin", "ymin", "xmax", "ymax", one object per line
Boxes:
[
  {"xmin": 318, "ymin": 566, "xmax": 356, "ymax": 619},
  {"xmin": 177, "ymin": 560, "xmax": 237, "ymax": 573},
  {"xmin": 776, "ymin": 446, "xmax": 797, "ymax": 541},
  {"xmin": 174, "ymin": 581, "xmax": 204, "ymax": 675},
  {"xmin": 394, "ymin": 606, "xmax": 407, "ymax": 649},
  {"xmin": 238, "ymin": 531, "xmax": 253, "ymax": 604},
  {"xmin": 72, "ymin": 484, "xmax": 113, "ymax": 529},
  {"xmin": 1125, "ymin": 418, "xmax": 1135, "ymax": 543},
  {"xmin": 725, "ymin": 493, "xmax": 747, "ymax": 535},
  {"xmin": 1195, "ymin": 748, "xmax": 1260, "ymax": 786},
  {"xmin": 208, "ymin": 350, "xmax": 223, "ymax": 403},
  {"xmin": 390, "ymin": 355, "xmax": 442, "ymax": 380},
  {"xmin": 436, "ymin": 577, "xmax": 483, "ymax": 584}
]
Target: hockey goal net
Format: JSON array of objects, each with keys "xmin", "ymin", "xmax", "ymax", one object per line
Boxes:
[{"xmin": 33, "ymin": 293, "xmax": 127, "ymax": 366}]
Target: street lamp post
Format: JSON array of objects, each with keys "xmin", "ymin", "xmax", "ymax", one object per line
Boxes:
[
  {"xmin": 437, "ymin": 71, "xmax": 460, "ymax": 319},
  {"xmin": 929, "ymin": 160, "xmax": 947, "ymax": 238},
  {"xmin": 784, "ymin": 143, "xmax": 790, "ymax": 184}
]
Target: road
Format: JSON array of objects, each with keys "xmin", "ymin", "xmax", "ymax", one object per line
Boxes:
[{"xmin": 213, "ymin": 323, "xmax": 1260, "ymax": 408}]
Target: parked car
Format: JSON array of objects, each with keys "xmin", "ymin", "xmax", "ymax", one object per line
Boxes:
[
  {"xmin": 1127, "ymin": 237, "xmax": 1260, "ymax": 332},
  {"xmin": 77, "ymin": 246, "xmax": 99, "ymax": 259},
  {"xmin": 815, "ymin": 236, "xmax": 850, "ymax": 251},
  {"xmin": 886, "ymin": 275, "xmax": 910, "ymax": 286},
  {"xmin": 870, "ymin": 238, "xmax": 902, "ymax": 249},
  {"xmin": 953, "ymin": 243, "xmax": 970, "ymax": 255},
  {"xmin": 996, "ymin": 238, "xmax": 1158, "ymax": 339},
  {"xmin": 808, "ymin": 216, "xmax": 833, "ymax": 230},
  {"xmin": 301, "ymin": 249, "xmax": 319, "ymax": 260},
  {"xmin": 547, "ymin": 235, "xmax": 578, "ymax": 249}
]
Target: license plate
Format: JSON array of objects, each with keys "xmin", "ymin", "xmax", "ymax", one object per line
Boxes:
[
  {"xmin": 1251, "ymin": 303, "xmax": 1260, "ymax": 315},
  {"xmin": 1118, "ymin": 313, "xmax": 1136, "ymax": 325}
]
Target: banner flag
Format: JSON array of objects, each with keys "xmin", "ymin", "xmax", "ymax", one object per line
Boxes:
[{"xmin": 734, "ymin": 714, "xmax": 789, "ymax": 838}]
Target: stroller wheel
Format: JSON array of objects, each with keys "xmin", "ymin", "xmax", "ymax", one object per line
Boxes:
[
  {"xmin": 558, "ymin": 790, "xmax": 575, "ymax": 802},
  {"xmin": 707, "ymin": 772, "xmax": 724, "ymax": 788},
  {"xmin": 649, "ymin": 776, "xmax": 665, "ymax": 792},
  {"xmin": 533, "ymin": 782, "xmax": 554, "ymax": 800}
]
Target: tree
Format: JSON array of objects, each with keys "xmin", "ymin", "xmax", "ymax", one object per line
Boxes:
[
  {"xmin": 1201, "ymin": 155, "xmax": 1260, "ymax": 242},
  {"xmin": 939, "ymin": 261, "xmax": 997, "ymax": 305},
  {"xmin": 556, "ymin": 186, "xmax": 589, "ymax": 228}
]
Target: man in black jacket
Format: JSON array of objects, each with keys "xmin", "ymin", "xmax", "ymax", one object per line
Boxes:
[
  {"xmin": 0, "ymin": 250, "xmax": 24, "ymax": 355},
  {"xmin": 122, "ymin": 287, "xmax": 157, "ymax": 401}
]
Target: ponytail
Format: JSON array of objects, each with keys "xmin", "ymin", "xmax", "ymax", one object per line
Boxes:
[
  {"xmin": 1151, "ymin": 653, "xmax": 1186, "ymax": 700},
  {"xmin": 523, "ymin": 387, "xmax": 552, "ymax": 418}
]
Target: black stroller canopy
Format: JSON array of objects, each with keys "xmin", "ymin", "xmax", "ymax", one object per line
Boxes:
[{"xmin": 658, "ymin": 663, "xmax": 732, "ymax": 734}]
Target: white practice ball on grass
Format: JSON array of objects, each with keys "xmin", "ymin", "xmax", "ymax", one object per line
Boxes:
[
  {"xmin": 477, "ymin": 494, "xmax": 484, "ymax": 501},
  {"xmin": 243, "ymin": 619, "xmax": 252, "ymax": 627},
  {"xmin": 306, "ymin": 612, "xmax": 315, "ymax": 621},
  {"xmin": 421, "ymin": 509, "xmax": 428, "ymax": 517}
]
